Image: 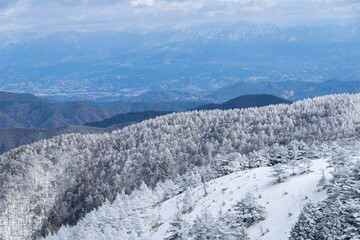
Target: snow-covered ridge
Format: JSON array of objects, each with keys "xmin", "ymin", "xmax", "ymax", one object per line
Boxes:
[
  {"xmin": 46, "ymin": 155, "xmax": 329, "ymax": 239},
  {"xmin": 1, "ymin": 93, "xmax": 360, "ymax": 239},
  {"xmin": 46, "ymin": 137, "xmax": 360, "ymax": 239}
]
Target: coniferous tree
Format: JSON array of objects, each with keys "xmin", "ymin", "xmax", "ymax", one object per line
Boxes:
[
  {"xmin": 291, "ymin": 159, "xmax": 360, "ymax": 239},
  {"xmin": 165, "ymin": 212, "xmax": 188, "ymax": 240},
  {"xmin": 289, "ymin": 203, "xmax": 323, "ymax": 240},
  {"xmin": 271, "ymin": 163, "xmax": 289, "ymax": 183},
  {"xmin": 232, "ymin": 193, "xmax": 266, "ymax": 228},
  {"xmin": 182, "ymin": 188, "xmax": 193, "ymax": 214},
  {"xmin": 217, "ymin": 212, "xmax": 249, "ymax": 240},
  {"xmin": 269, "ymin": 144, "xmax": 288, "ymax": 165},
  {"xmin": 189, "ymin": 209, "xmax": 217, "ymax": 240}
]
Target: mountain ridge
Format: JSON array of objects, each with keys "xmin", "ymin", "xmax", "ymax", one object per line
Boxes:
[
  {"xmin": 206, "ymin": 80, "xmax": 360, "ymax": 102},
  {"xmin": 87, "ymin": 94, "xmax": 291, "ymax": 128},
  {"xmin": 193, "ymin": 94, "xmax": 291, "ymax": 110},
  {"xmin": 1, "ymin": 93, "xmax": 360, "ymax": 239},
  {"xmin": 0, "ymin": 91, "xmax": 116, "ymax": 128}
]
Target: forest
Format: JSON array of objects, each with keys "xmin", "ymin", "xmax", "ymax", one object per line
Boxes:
[{"xmin": 1, "ymin": 93, "xmax": 360, "ymax": 239}]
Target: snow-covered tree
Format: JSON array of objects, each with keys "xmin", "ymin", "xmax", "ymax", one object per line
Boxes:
[
  {"xmin": 232, "ymin": 193, "xmax": 266, "ymax": 228},
  {"xmin": 291, "ymin": 158, "xmax": 360, "ymax": 239},
  {"xmin": 189, "ymin": 209, "xmax": 217, "ymax": 240},
  {"xmin": 271, "ymin": 163, "xmax": 289, "ymax": 183},
  {"xmin": 3, "ymin": 93, "xmax": 360, "ymax": 238},
  {"xmin": 217, "ymin": 212, "xmax": 249, "ymax": 240},
  {"xmin": 247, "ymin": 150, "xmax": 268, "ymax": 168},
  {"xmin": 165, "ymin": 212, "xmax": 189, "ymax": 240},
  {"xmin": 289, "ymin": 203, "xmax": 323, "ymax": 240},
  {"xmin": 212, "ymin": 153, "xmax": 246, "ymax": 177},
  {"xmin": 154, "ymin": 179, "xmax": 180, "ymax": 202},
  {"xmin": 269, "ymin": 144, "xmax": 289, "ymax": 165},
  {"xmin": 182, "ymin": 188, "xmax": 193, "ymax": 214}
]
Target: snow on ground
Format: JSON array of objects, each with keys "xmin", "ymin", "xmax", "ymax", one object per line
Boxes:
[{"xmin": 152, "ymin": 159, "xmax": 330, "ymax": 240}]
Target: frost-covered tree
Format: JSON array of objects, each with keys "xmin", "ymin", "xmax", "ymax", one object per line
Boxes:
[
  {"xmin": 212, "ymin": 153, "xmax": 247, "ymax": 177},
  {"xmin": 217, "ymin": 212, "xmax": 249, "ymax": 240},
  {"xmin": 189, "ymin": 209, "xmax": 217, "ymax": 240},
  {"xmin": 271, "ymin": 164, "xmax": 289, "ymax": 183},
  {"xmin": 182, "ymin": 188, "xmax": 193, "ymax": 214},
  {"xmin": 130, "ymin": 210, "xmax": 144, "ymax": 238},
  {"xmin": 232, "ymin": 193, "xmax": 266, "ymax": 228},
  {"xmin": 3, "ymin": 93, "xmax": 360, "ymax": 238},
  {"xmin": 183, "ymin": 171, "xmax": 203, "ymax": 190},
  {"xmin": 298, "ymin": 157, "xmax": 312, "ymax": 174},
  {"xmin": 154, "ymin": 179, "xmax": 180, "ymax": 202},
  {"xmin": 247, "ymin": 150, "xmax": 268, "ymax": 168},
  {"xmin": 269, "ymin": 144, "xmax": 289, "ymax": 165},
  {"xmin": 289, "ymin": 203, "xmax": 323, "ymax": 240},
  {"xmin": 291, "ymin": 159, "xmax": 360, "ymax": 239},
  {"xmin": 165, "ymin": 212, "xmax": 189, "ymax": 240},
  {"xmin": 317, "ymin": 170, "xmax": 327, "ymax": 189}
]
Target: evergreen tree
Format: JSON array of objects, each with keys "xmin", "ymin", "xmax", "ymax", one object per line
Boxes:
[
  {"xmin": 269, "ymin": 144, "xmax": 288, "ymax": 165},
  {"xmin": 271, "ymin": 163, "xmax": 289, "ymax": 183},
  {"xmin": 189, "ymin": 209, "xmax": 217, "ymax": 240},
  {"xmin": 165, "ymin": 212, "xmax": 188, "ymax": 240},
  {"xmin": 232, "ymin": 193, "xmax": 266, "ymax": 228},
  {"xmin": 182, "ymin": 188, "xmax": 193, "ymax": 214},
  {"xmin": 289, "ymin": 203, "xmax": 323, "ymax": 240},
  {"xmin": 213, "ymin": 153, "xmax": 246, "ymax": 177},
  {"xmin": 217, "ymin": 212, "xmax": 249, "ymax": 240},
  {"xmin": 247, "ymin": 150, "xmax": 268, "ymax": 168},
  {"xmin": 291, "ymin": 159, "xmax": 360, "ymax": 239}
]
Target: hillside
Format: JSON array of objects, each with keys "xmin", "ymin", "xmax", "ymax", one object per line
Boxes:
[
  {"xmin": 45, "ymin": 137, "xmax": 360, "ymax": 239},
  {"xmin": 128, "ymin": 90, "xmax": 201, "ymax": 102},
  {"xmin": 0, "ymin": 125, "xmax": 131, "ymax": 154},
  {"xmin": 46, "ymin": 154, "xmax": 330, "ymax": 240},
  {"xmin": 0, "ymin": 91, "xmax": 115, "ymax": 128},
  {"xmin": 88, "ymin": 94, "xmax": 290, "ymax": 128},
  {"xmin": 97, "ymin": 100, "xmax": 206, "ymax": 113},
  {"xmin": 206, "ymin": 80, "xmax": 360, "ymax": 102},
  {"xmin": 194, "ymin": 94, "xmax": 291, "ymax": 110},
  {"xmin": 1, "ymin": 94, "xmax": 360, "ymax": 239},
  {"xmin": 85, "ymin": 110, "xmax": 172, "ymax": 128}
]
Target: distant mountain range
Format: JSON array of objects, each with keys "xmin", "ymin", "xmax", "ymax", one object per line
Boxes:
[
  {"xmin": 85, "ymin": 111, "xmax": 172, "ymax": 128},
  {"xmin": 194, "ymin": 94, "xmax": 291, "ymax": 110},
  {"xmin": 205, "ymin": 80, "xmax": 360, "ymax": 102},
  {"xmin": 0, "ymin": 93, "xmax": 291, "ymax": 153},
  {"xmin": 97, "ymin": 98, "xmax": 206, "ymax": 113},
  {"xmin": 1, "ymin": 88, "xmax": 359, "ymax": 153},
  {"xmin": 86, "ymin": 94, "xmax": 291, "ymax": 129},
  {"xmin": 83, "ymin": 80, "xmax": 360, "ymax": 105},
  {"xmin": 0, "ymin": 91, "xmax": 115, "ymax": 128},
  {"xmin": 1, "ymin": 22, "xmax": 359, "ymax": 101},
  {"xmin": 127, "ymin": 90, "xmax": 201, "ymax": 102}
]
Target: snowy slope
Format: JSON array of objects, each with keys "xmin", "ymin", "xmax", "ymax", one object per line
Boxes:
[
  {"xmin": 151, "ymin": 159, "xmax": 329, "ymax": 240},
  {"xmin": 47, "ymin": 156, "xmax": 332, "ymax": 240},
  {"xmin": 5, "ymin": 93, "xmax": 360, "ymax": 239}
]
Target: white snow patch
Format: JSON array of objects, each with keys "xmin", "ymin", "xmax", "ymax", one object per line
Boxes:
[{"xmin": 152, "ymin": 159, "xmax": 329, "ymax": 240}]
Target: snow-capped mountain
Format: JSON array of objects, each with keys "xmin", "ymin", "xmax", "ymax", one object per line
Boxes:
[{"xmin": 1, "ymin": 94, "xmax": 360, "ymax": 239}]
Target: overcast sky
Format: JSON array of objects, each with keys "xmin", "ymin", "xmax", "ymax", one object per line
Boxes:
[{"xmin": 0, "ymin": 0, "xmax": 359, "ymax": 32}]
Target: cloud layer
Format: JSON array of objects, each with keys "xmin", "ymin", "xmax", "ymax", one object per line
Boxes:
[{"xmin": 0, "ymin": 0, "xmax": 359, "ymax": 32}]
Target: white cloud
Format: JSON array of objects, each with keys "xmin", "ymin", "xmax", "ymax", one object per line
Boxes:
[
  {"xmin": 131, "ymin": 0, "xmax": 154, "ymax": 7},
  {"xmin": 0, "ymin": 0, "xmax": 359, "ymax": 33}
]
